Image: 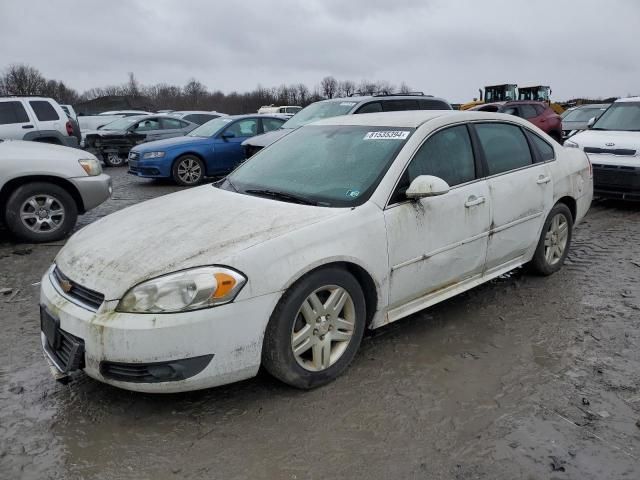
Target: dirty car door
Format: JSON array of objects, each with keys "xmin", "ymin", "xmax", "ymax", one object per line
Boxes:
[
  {"xmin": 384, "ymin": 124, "xmax": 491, "ymax": 313},
  {"xmin": 472, "ymin": 122, "xmax": 553, "ymax": 272}
]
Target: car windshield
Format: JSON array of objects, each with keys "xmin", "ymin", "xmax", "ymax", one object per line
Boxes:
[
  {"xmin": 187, "ymin": 117, "xmax": 234, "ymax": 137},
  {"xmin": 225, "ymin": 125, "xmax": 413, "ymax": 207},
  {"xmin": 100, "ymin": 117, "xmax": 141, "ymax": 130},
  {"xmin": 280, "ymin": 101, "xmax": 358, "ymax": 129},
  {"xmin": 563, "ymin": 107, "xmax": 607, "ymax": 122},
  {"xmin": 591, "ymin": 102, "xmax": 640, "ymax": 131}
]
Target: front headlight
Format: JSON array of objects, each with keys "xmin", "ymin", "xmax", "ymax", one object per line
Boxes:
[
  {"xmin": 143, "ymin": 151, "xmax": 165, "ymax": 159},
  {"xmin": 79, "ymin": 158, "xmax": 102, "ymax": 176},
  {"xmin": 564, "ymin": 140, "xmax": 579, "ymax": 148},
  {"xmin": 116, "ymin": 266, "xmax": 247, "ymax": 313}
]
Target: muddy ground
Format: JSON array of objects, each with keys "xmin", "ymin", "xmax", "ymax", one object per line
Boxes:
[{"xmin": 1, "ymin": 168, "xmax": 639, "ymax": 479}]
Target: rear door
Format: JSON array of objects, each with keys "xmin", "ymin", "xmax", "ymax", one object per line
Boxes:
[
  {"xmin": 0, "ymin": 101, "xmax": 35, "ymax": 140},
  {"xmin": 471, "ymin": 122, "xmax": 553, "ymax": 273},
  {"xmin": 159, "ymin": 118, "xmax": 191, "ymax": 139}
]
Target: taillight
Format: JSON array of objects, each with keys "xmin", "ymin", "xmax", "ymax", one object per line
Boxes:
[{"xmin": 65, "ymin": 120, "xmax": 73, "ymax": 136}]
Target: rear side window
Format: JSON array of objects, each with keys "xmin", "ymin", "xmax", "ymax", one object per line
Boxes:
[
  {"xmin": 184, "ymin": 113, "xmax": 218, "ymax": 124},
  {"xmin": 356, "ymin": 102, "xmax": 383, "ymax": 114},
  {"xmin": 382, "ymin": 100, "xmax": 419, "ymax": 111},
  {"xmin": 262, "ymin": 117, "xmax": 285, "ymax": 132},
  {"xmin": 29, "ymin": 101, "xmax": 59, "ymax": 121},
  {"xmin": 475, "ymin": 123, "xmax": 533, "ymax": 175},
  {"xmin": 526, "ymin": 131, "xmax": 555, "ymax": 161},
  {"xmin": 406, "ymin": 125, "xmax": 476, "ymax": 187},
  {"xmin": 161, "ymin": 118, "xmax": 188, "ymax": 129},
  {"xmin": 419, "ymin": 99, "xmax": 451, "ymax": 110},
  {"xmin": 0, "ymin": 101, "xmax": 30, "ymax": 124},
  {"xmin": 520, "ymin": 105, "xmax": 538, "ymax": 118}
]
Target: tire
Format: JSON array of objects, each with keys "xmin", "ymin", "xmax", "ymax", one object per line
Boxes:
[
  {"xmin": 262, "ymin": 267, "xmax": 366, "ymax": 389},
  {"xmin": 528, "ymin": 203, "xmax": 573, "ymax": 276},
  {"xmin": 4, "ymin": 182, "xmax": 78, "ymax": 243},
  {"xmin": 103, "ymin": 152, "xmax": 126, "ymax": 167},
  {"xmin": 172, "ymin": 155, "xmax": 204, "ymax": 186}
]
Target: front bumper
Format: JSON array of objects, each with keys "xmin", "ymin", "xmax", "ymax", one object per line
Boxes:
[
  {"xmin": 591, "ymin": 159, "xmax": 640, "ymax": 201},
  {"xmin": 40, "ymin": 267, "xmax": 280, "ymax": 393},
  {"xmin": 70, "ymin": 173, "xmax": 112, "ymax": 212},
  {"xmin": 127, "ymin": 157, "xmax": 171, "ymax": 178}
]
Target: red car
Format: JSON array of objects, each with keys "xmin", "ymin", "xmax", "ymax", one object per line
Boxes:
[{"xmin": 471, "ymin": 101, "xmax": 563, "ymax": 142}]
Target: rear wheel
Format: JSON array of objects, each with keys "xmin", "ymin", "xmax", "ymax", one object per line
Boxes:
[
  {"xmin": 172, "ymin": 155, "xmax": 204, "ymax": 186},
  {"xmin": 4, "ymin": 182, "xmax": 78, "ymax": 243},
  {"xmin": 262, "ymin": 267, "xmax": 366, "ymax": 389},
  {"xmin": 528, "ymin": 203, "xmax": 573, "ymax": 275}
]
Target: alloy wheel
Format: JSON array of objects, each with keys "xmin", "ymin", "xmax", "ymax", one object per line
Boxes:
[
  {"xmin": 177, "ymin": 158, "xmax": 202, "ymax": 184},
  {"xmin": 544, "ymin": 213, "xmax": 569, "ymax": 265},
  {"xmin": 19, "ymin": 195, "xmax": 65, "ymax": 234}
]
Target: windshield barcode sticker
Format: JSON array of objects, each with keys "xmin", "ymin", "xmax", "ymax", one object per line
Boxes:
[{"xmin": 363, "ymin": 131, "xmax": 410, "ymax": 140}]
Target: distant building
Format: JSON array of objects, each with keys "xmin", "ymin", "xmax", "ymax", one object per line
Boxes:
[{"xmin": 74, "ymin": 95, "xmax": 156, "ymax": 115}]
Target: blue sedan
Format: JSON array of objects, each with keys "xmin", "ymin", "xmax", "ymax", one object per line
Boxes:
[{"xmin": 128, "ymin": 115, "xmax": 286, "ymax": 185}]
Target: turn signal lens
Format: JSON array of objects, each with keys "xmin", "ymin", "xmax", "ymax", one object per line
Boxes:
[{"xmin": 213, "ymin": 273, "xmax": 237, "ymax": 299}]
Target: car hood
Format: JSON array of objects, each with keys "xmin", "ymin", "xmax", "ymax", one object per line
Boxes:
[
  {"xmin": 241, "ymin": 128, "xmax": 293, "ymax": 148},
  {"xmin": 133, "ymin": 135, "xmax": 209, "ymax": 152},
  {"xmin": 0, "ymin": 139, "xmax": 87, "ymax": 162},
  {"xmin": 55, "ymin": 186, "xmax": 342, "ymax": 299},
  {"xmin": 570, "ymin": 130, "xmax": 640, "ymax": 150},
  {"xmin": 562, "ymin": 120, "xmax": 588, "ymax": 131}
]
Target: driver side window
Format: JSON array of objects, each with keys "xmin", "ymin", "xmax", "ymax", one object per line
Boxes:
[
  {"xmin": 134, "ymin": 119, "xmax": 160, "ymax": 132},
  {"xmin": 224, "ymin": 119, "xmax": 258, "ymax": 137},
  {"xmin": 391, "ymin": 125, "xmax": 476, "ymax": 204}
]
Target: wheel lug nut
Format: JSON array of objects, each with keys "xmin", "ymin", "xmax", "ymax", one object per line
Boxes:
[{"xmin": 313, "ymin": 329, "xmax": 318, "ymax": 335}]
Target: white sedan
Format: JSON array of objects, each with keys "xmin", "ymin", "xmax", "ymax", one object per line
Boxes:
[{"xmin": 40, "ymin": 111, "xmax": 593, "ymax": 393}]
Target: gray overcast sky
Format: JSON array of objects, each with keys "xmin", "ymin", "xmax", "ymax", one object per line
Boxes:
[{"xmin": 0, "ymin": 0, "xmax": 638, "ymax": 102}]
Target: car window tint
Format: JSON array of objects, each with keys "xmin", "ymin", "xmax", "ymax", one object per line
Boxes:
[
  {"xmin": 134, "ymin": 119, "xmax": 160, "ymax": 131},
  {"xmin": 29, "ymin": 101, "xmax": 59, "ymax": 121},
  {"xmin": 262, "ymin": 117, "xmax": 285, "ymax": 132},
  {"xmin": 0, "ymin": 101, "xmax": 29, "ymax": 124},
  {"xmin": 161, "ymin": 118, "xmax": 186, "ymax": 129},
  {"xmin": 527, "ymin": 131, "xmax": 555, "ymax": 161},
  {"xmin": 520, "ymin": 105, "xmax": 538, "ymax": 118},
  {"xmin": 533, "ymin": 104, "xmax": 546, "ymax": 115},
  {"xmin": 382, "ymin": 100, "xmax": 419, "ymax": 111},
  {"xmin": 419, "ymin": 99, "xmax": 450, "ymax": 110},
  {"xmin": 356, "ymin": 102, "xmax": 383, "ymax": 114},
  {"xmin": 475, "ymin": 123, "xmax": 533, "ymax": 175},
  {"xmin": 225, "ymin": 119, "xmax": 258, "ymax": 137},
  {"xmin": 406, "ymin": 125, "xmax": 476, "ymax": 187}
]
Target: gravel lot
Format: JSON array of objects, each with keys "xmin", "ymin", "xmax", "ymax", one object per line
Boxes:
[{"xmin": 1, "ymin": 168, "xmax": 639, "ymax": 479}]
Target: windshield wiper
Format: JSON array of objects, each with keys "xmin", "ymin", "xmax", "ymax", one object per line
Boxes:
[{"xmin": 244, "ymin": 189, "xmax": 322, "ymax": 206}]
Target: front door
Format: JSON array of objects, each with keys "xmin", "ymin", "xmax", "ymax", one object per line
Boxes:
[
  {"xmin": 384, "ymin": 124, "xmax": 491, "ymax": 316},
  {"xmin": 472, "ymin": 122, "xmax": 553, "ymax": 272},
  {"xmin": 214, "ymin": 118, "xmax": 259, "ymax": 172}
]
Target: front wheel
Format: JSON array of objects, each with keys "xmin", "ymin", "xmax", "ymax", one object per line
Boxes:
[
  {"xmin": 528, "ymin": 203, "xmax": 573, "ymax": 275},
  {"xmin": 172, "ymin": 155, "xmax": 204, "ymax": 186},
  {"xmin": 103, "ymin": 152, "xmax": 126, "ymax": 167},
  {"xmin": 4, "ymin": 182, "xmax": 78, "ymax": 243},
  {"xmin": 262, "ymin": 267, "xmax": 366, "ymax": 389}
]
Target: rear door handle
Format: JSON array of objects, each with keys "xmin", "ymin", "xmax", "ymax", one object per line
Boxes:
[
  {"xmin": 465, "ymin": 195, "xmax": 486, "ymax": 207},
  {"xmin": 22, "ymin": 125, "xmax": 34, "ymax": 129},
  {"xmin": 537, "ymin": 175, "xmax": 551, "ymax": 185}
]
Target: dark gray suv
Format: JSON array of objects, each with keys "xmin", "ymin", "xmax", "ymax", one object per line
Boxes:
[{"xmin": 242, "ymin": 93, "xmax": 452, "ymax": 157}]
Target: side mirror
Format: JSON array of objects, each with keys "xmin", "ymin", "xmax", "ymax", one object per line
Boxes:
[
  {"xmin": 406, "ymin": 175, "xmax": 450, "ymax": 200},
  {"xmin": 221, "ymin": 131, "xmax": 236, "ymax": 140},
  {"xmin": 587, "ymin": 117, "xmax": 596, "ymax": 129}
]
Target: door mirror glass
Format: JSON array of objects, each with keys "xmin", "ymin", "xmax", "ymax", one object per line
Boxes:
[
  {"xmin": 587, "ymin": 116, "xmax": 596, "ymax": 128},
  {"xmin": 221, "ymin": 131, "xmax": 236, "ymax": 139},
  {"xmin": 406, "ymin": 175, "xmax": 450, "ymax": 199}
]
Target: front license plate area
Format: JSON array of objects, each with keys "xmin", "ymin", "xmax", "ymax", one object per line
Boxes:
[{"xmin": 40, "ymin": 306, "xmax": 60, "ymax": 350}]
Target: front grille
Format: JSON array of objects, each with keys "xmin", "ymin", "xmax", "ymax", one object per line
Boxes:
[
  {"xmin": 584, "ymin": 146, "xmax": 637, "ymax": 156},
  {"xmin": 592, "ymin": 164, "xmax": 640, "ymax": 192},
  {"xmin": 52, "ymin": 266, "xmax": 105, "ymax": 310}
]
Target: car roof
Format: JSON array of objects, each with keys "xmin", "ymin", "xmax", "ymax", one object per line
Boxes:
[
  {"xmin": 319, "ymin": 94, "xmax": 450, "ymax": 105},
  {"xmin": 170, "ymin": 110, "xmax": 219, "ymax": 115},
  {"xmin": 615, "ymin": 96, "xmax": 640, "ymax": 103},
  {"xmin": 573, "ymin": 103, "xmax": 610, "ymax": 109},
  {"xmin": 504, "ymin": 100, "xmax": 547, "ymax": 106},
  {"xmin": 312, "ymin": 110, "xmax": 468, "ymax": 128}
]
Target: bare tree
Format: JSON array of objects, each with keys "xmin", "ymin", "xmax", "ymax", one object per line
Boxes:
[
  {"xmin": 339, "ymin": 80, "xmax": 356, "ymax": 97},
  {"xmin": 125, "ymin": 72, "xmax": 140, "ymax": 97},
  {"xmin": 183, "ymin": 78, "xmax": 207, "ymax": 108},
  {"xmin": 297, "ymin": 83, "xmax": 310, "ymax": 104},
  {"xmin": 320, "ymin": 76, "xmax": 338, "ymax": 99},
  {"xmin": 1, "ymin": 64, "xmax": 47, "ymax": 95},
  {"xmin": 398, "ymin": 82, "xmax": 412, "ymax": 94}
]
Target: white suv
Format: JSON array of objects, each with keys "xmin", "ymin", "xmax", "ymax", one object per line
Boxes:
[{"xmin": 0, "ymin": 96, "xmax": 78, "ymax": 148}]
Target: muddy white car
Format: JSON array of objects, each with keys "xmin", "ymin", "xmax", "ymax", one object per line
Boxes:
[{"xmin": 40, "ymin": 111, "xmax": 592, "ymax": 393}]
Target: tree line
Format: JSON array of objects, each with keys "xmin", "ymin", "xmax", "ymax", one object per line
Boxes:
[{"xmin": 0, "ymin": 64, "xmax": 412, "ymax": 114}]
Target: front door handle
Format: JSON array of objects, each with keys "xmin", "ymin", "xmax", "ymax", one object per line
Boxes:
[
  {"xmin": 537, "ymin": 175, "xmax": 551, "ymax": 185},
  {"xmin": 465, "ymin": 195, "xmax": 486, "ymax": 207},
  {"xmin": 22, "ymin": 124, "xmax": 34, "ymax": 129}
]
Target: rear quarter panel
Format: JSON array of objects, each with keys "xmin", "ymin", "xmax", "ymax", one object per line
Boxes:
[{"xmin": 548, "ymin": 146, "xmax": 593, "ymax": 224}]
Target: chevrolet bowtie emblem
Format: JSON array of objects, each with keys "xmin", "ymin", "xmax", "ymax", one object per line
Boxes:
[{"xmin": 59, "ymin": 279, "xmax": 73, "ymax": 293}]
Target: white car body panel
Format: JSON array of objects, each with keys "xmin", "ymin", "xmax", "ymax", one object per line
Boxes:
[
  {"xmin": 41, "ymin": 111, "xmax": 593, "ymax": 392},
  {"xmin": 569, "ymin": 130, "xmax": 640, "ymax": 168}
]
